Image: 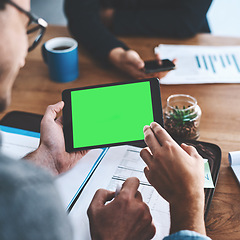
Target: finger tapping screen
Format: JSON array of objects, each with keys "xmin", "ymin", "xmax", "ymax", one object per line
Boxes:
[{"xmin": 71, "ymin": 81, "xmax": 154, "ymax": 149}]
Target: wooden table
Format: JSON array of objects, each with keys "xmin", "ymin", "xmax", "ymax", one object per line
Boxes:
[{"xmin": 1, "ymin": 26, "xmax": 240, "ymax": 240}]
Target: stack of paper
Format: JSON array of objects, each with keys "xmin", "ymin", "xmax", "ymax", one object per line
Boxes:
[
  {"xmin": 155, "ymin": 44, "xmax": 240, "ymax": 84},
  {"xmin": 229, "ymin": 151, "xmax": 240, "ymax": 183}
]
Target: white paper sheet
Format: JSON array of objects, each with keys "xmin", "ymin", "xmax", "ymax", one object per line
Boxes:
[
  {"xmin": 155, "ymin": 44, "xmax": 240, "ymax": 84},
  {"xmin": 204, "ymin": 159, "xmax": 214, "ymax": 188},
  {"xmin": 228, "ymin": 151, "xmax": 240, "ymax": 183},
  {"xmin": 0, "ymin": 126, "xmax": 40, "ymax": 159},
  {"xmin": 55, "ymin": 148, "xmax": 108, "ymax": 208},
  {"xmin": 68, "ymin": 145, "xmax": 171, "ymax": 240}
]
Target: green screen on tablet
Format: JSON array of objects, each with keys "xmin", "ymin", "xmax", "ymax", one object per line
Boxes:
[
  {"xmin": 71, "ymin": 81, "xmax": 153, "ymax": 149},
  {"xmin": 62, "ymin": 78, "xmax": 163, "ymax": 152}
]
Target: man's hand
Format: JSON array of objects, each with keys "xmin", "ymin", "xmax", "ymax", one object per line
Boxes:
[
  {"xmin": 87, "ymin": 177, "xmax": 156, "ymax": 240},
  {"xmin": 25, "ymin": 101, "xmax": 88, "ymax": 175},
  {"xmin": 109, "ymin": 47, "xmax": 176, "ymax": 79},
  {"xmin": 140, "ymin": 122, "xmax": 206, "ymax": 235},
  {"xmin": 109, "ymin": 48, "xmax": 146, "ymax": 79},
  {"xmin": 147, "ymin": 54, "xmax": 177, "ymax": 79}
]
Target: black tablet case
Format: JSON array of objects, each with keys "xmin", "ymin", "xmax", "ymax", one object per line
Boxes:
[{"xmin": 0, "ymin": 111, "xmax": 221, "ymax": 219}]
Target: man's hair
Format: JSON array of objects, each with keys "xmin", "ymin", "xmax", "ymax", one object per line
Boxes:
[{"xmin": 0, "ymin": 0, "xmax": 7, "ymax": 10}]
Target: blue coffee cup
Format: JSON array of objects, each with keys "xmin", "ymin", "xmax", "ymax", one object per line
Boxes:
[{"xmin": 42, "ymin": 37, "xmax": 79, "ymax": 83}]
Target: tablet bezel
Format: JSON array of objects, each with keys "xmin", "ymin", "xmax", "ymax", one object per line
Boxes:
[{"xmin": 62, "ymin": 78, "xmax": 163, "ymax": 152}]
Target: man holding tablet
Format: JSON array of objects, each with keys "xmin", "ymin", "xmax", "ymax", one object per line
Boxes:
[
  {"xmin": 0, "ymin": 0, "xmax": 154, "ymax": 239},
  {"xmin": 0, "ymin": 0, "xmax": 210, "ymax": 239}
]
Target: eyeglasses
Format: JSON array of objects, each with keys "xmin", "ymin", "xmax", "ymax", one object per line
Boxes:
[{"xmin": 6, "ymin": 0, "xmax": 48, "ymax": 52}]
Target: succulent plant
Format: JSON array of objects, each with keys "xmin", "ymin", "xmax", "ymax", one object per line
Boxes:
[
  {"xmin": 167, "ymin": 105, "xmax": 198, "ymax": 126},
  {"xmin": 164, "ymin": 105, "xmax": 199, "ymax": 140}
]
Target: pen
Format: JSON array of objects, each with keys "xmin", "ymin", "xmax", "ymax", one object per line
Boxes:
[{"xmin": 114, "ymin": 184, "xmax": 121, "ymax": 197}]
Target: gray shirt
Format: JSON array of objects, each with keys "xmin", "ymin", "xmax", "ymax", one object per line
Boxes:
[{"xmin": 0, "ymin": 150, "xmax": 72, "ymax": 240}]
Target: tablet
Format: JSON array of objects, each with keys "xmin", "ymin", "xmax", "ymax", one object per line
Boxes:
[{"xmin": 62, "ymin": 78, "xmax": 163, "ymax": 152}]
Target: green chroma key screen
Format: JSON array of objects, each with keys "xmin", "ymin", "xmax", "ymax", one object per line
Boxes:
[{"xmin": 71, "ymin": 81, "xmax": 154, "ymax": 149}]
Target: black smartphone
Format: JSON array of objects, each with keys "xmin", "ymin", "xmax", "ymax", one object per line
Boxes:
[{"xmin": 144, "ymin": 59, "xmax": 175, "ymax": 74}]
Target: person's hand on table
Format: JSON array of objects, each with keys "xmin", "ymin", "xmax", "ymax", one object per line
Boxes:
[
  {"xmin": 140, "ymin": 122, "xmax": 206, "ymax": 235},
  {"xmin": 25, "ymin": 101, "xmax": 88, "ymax": 175},
  {"xmin": 109, "ymin": 47, "xmax": 176, "ymax": 79},
  {"xmin": 87, "ymin": 177, "xmax": 156, "ymax": 240}
]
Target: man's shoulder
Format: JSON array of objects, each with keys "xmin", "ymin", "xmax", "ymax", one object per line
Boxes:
[{"xmin": 0, "ymin": 154, "xmax": 73, "ymax": 240}]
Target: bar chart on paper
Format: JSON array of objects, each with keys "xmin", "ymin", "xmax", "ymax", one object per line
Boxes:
[
  {"xmin": 155, "ymin": 45, "xmax": 240, "ymax": 84},
  {"xmin": 195, "ymin": 53, "xmax": 240, "ymax": 74}
]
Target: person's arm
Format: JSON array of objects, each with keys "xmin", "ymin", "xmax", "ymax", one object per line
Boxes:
[
  {"xmin": 64, "ymin": 0, "xmax": 155, "ymax": 79},
  {"xmin": 24, "ymin": 101, "xmax": 88, "ymax": 175},
  {"xmin": 64, "ymin": 0, "xmax": 177, "ymax": 78},
  {"xmin": 87, "ymin": 177, "xmax": 156, "ymax": 240},
  {"xmin": 113, "ymin": 0, "xmax": 213, "ymax": 38},
  {"xmin": 64, "ymin": 0, "xmax": 128, "ymax": 62},
  {"xmin": 140, "ymin": 122, "xmax": 206, "ymax": 235}
]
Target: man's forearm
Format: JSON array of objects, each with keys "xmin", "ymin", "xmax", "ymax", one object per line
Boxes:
[
  {"xmin": 170, "ymin": 194, "xmax": 206, "ymax": 235},
  {"xmin": 24, "ymin": 146, "xmax": 58, "ymax": 175}
]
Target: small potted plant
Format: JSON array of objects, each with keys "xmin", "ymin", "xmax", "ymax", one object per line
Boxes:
[{"xmin": 163, "ymin": 94, "xmax": 202, "ymax": 140}]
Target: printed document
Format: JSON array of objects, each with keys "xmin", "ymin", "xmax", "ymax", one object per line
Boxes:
[
  {"xmin": 155, "ymin": 44, "xmax": 240, "ymax": 84},
  {"xmin": 0, "ymin": 125, "xmax": 215, "ymax": 239},
  {"xmin": 67, "ymin": 145, "xmax": 170, "ymax": 240},
  {"xmin": 0, "ymin": 126, "xmax": 170, "ymax": 239}
]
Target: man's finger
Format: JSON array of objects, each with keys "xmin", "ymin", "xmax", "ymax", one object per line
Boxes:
[
  {"xmin": 172, "ymin": 58, "xmax": 177, "ymax": 65},
  {"xmin": 90, "ymin": 189, "xmax": 115, "ymax": 207},
  {"xmin": 155, "ymin": 53, "xmax": 162, "ymax": 65},
  {"xmin": 150, "ymin": 122, "xmax": 174, "ymax": 146},
  {"xmin": 126, "ymin": 50, "xmax": 144, "ymax": 69},
  {"xmin": 143, "ymin": 125, "xmax": 162, "ymax": 154},
  {"xmin": 144, "ymin": 167, "xmax": 151, "ymax": 182},
  {"xmin": 181, "ymin": 143, "xmax": 201, "ymax": 159},
  {"xmin": 135, "ymin": 190, "xmax": 143, "ymax": 201},
  {"xmin": 55, "ymin": 115, "xmax": 63, "ymax": 126},
  {"xmin": 42, "ymin": 101, "xmax": 64, "ymax": 122},
  {"xmin": 140, "ymin": 148, "xmax": 153, "ymax": 167},
  {"xmin": 120, "ymin": 177, "xmax": 140, "ymax": 198}
]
